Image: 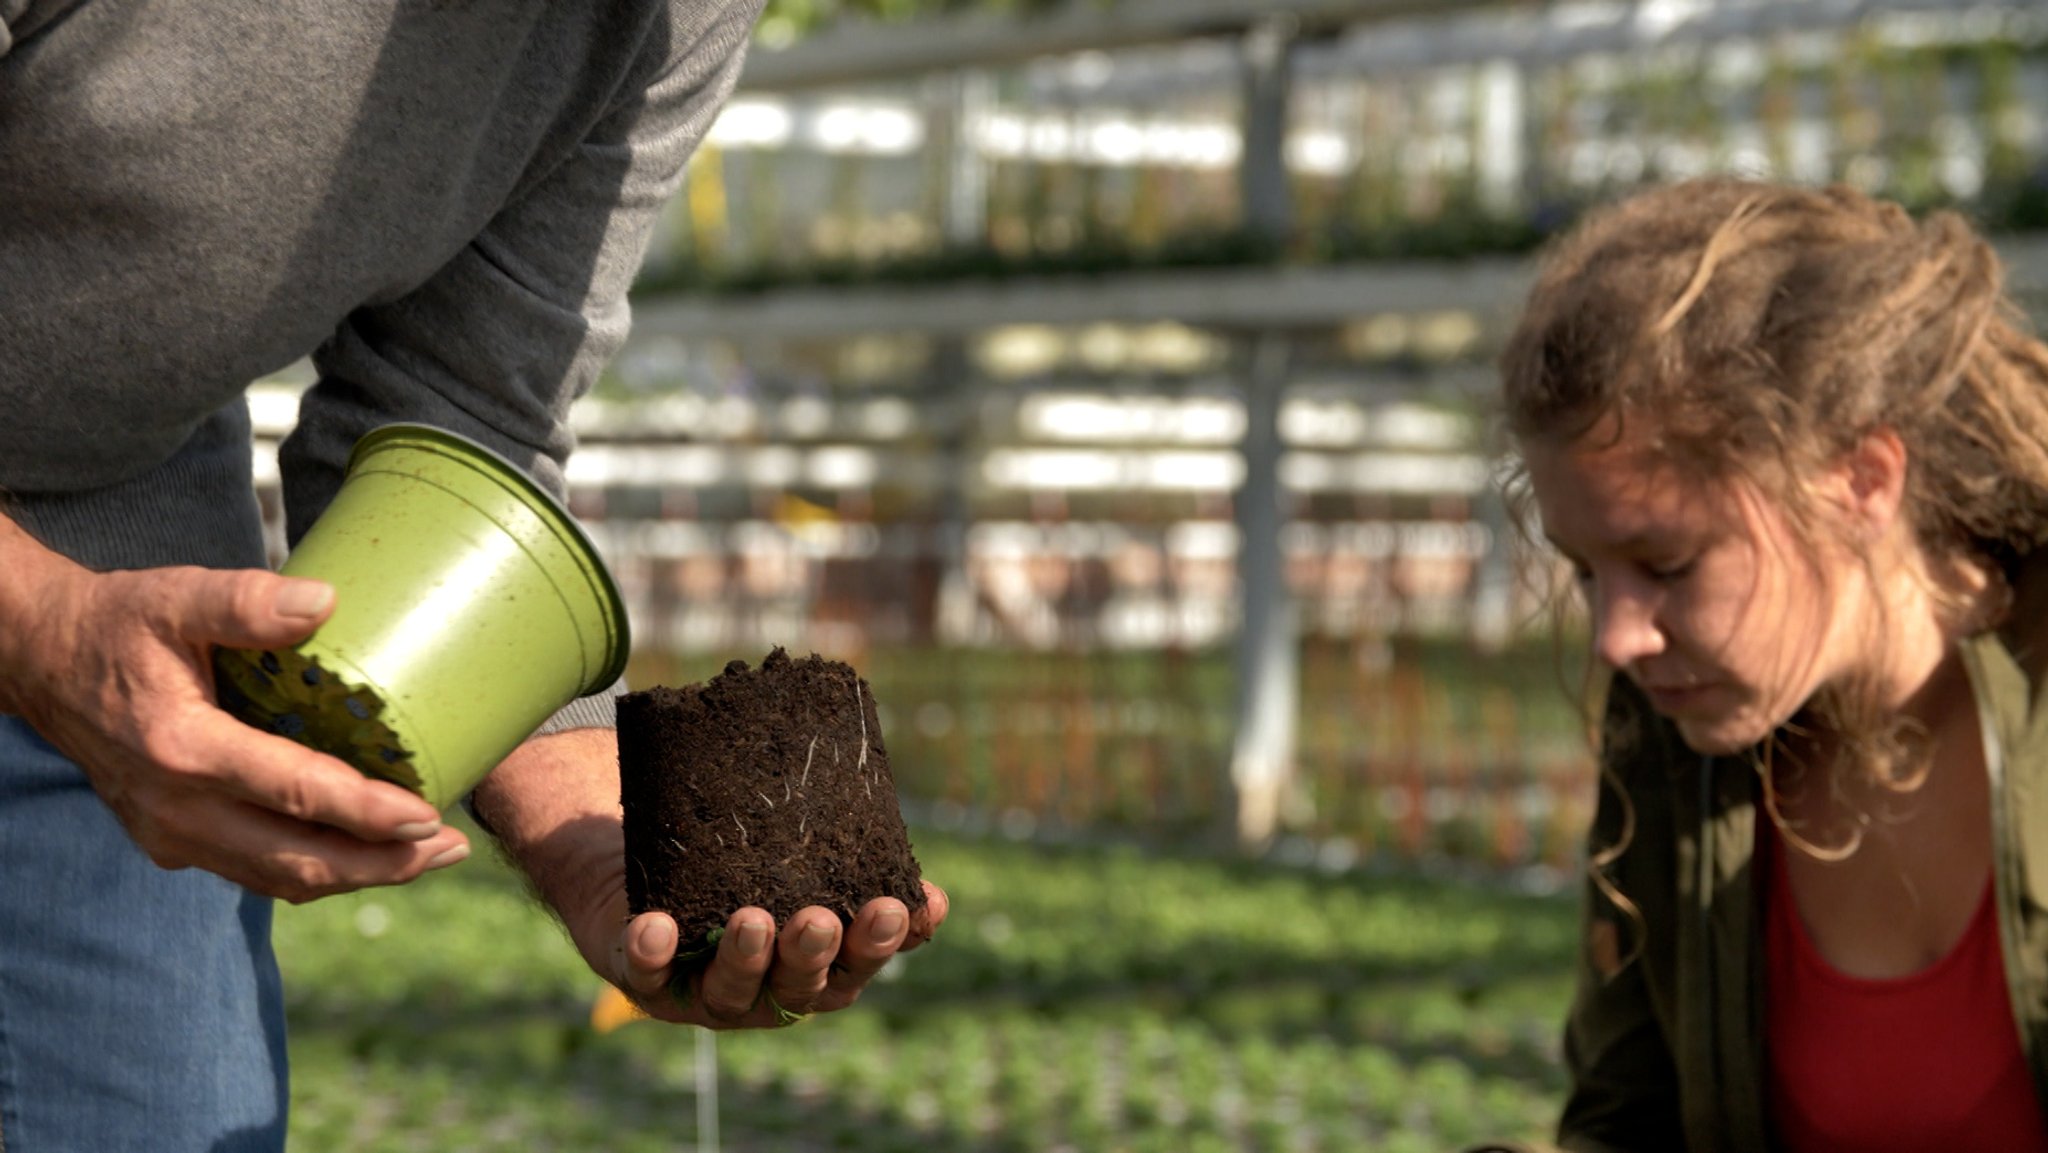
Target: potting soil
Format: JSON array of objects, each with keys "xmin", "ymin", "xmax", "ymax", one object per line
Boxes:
[{"xmin": 618, "ymin": 648, "xmax": 926, "ymax": 957}]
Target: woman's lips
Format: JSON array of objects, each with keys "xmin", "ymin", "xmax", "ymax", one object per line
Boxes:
[{"xmin": 1642, "ymin": 681, "xmax": 1715, "ymax": 713}]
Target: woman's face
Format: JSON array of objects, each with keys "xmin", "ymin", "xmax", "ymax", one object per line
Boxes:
[{"xmin": 1525, "ymin": 427, "xmax": 1860, "ymax": 755}]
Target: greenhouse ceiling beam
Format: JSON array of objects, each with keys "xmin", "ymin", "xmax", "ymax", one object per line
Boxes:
[
  {"xmin": 636, "ymin": 260, "xmax": 1532, "ymax": 339},
  {"xmin": 733, "ymin": 0, "xmax": 1504, "ymax": 93},
  {"xmin": 634, "ymin": 233, "xmax": 2048, "ymax": 340},
  {"xmin": 997, "ymin": 0, "xmax": 2046, "ymax": 104},
  {"xmin": 1318, "ymin": 0, "xmax": 2047, "ymax": 80}
]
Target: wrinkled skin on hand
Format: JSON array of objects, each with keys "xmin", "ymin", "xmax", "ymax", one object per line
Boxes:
[{"xmin": 0, "ymin": 516, "xmax": 469, "ymax": 902}]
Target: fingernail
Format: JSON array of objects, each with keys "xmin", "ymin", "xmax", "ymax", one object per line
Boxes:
[
  {"xmin": 799, "ymin": 922, "xmax": 836, "ymax": 957},
  {"xmin": 274, "ymin": 580, "xmax": 334, "ymax": 620},
  {"xmin": 737, "ymin": 921, "xmax": 771, "ymax": 958},
  {"xmin": 394, "ymin": 821, "xmax": 441, "ymax": 842},
  {"xmin": 426, "ymin": 843, "xmax": 470, "ymax": 870},
  {"xmin": 637, "ymin": 918, "xmax": 677, "ymax": 957},
  {"xmin": 869, "ymin": 911, "xmax": 906, "ymax": 945}
]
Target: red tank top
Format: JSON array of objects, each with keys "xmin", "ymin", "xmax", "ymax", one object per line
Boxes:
[{"xmin": 1765, "ymin": 824, "xmax": 2048, "ymax": 1152}]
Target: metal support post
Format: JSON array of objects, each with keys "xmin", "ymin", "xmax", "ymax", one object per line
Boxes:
[{"xmin": 1228, "ymin": 330, "xmax": 1297, "ymax": 850}]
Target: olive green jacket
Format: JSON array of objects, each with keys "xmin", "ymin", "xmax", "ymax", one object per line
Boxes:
[{"xmin": 1474, "ymin": 576, "xmax": 2048, "ymax": 1153}]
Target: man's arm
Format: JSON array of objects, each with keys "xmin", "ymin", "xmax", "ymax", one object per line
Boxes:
[
  {"xmin": 278, "ymin": 2, "xmax": 768, "ymax": 742},
  {"xmin": 267, "ymin": 0, "xmax": 955, "ymax": 1012},
  {"xmin": 277, "ymin": 1, "xmax": 769, "ymax": 547}
]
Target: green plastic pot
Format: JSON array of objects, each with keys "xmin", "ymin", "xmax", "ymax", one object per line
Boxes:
[{"xmin": 214, "ymin": 424, "xmax": 629, "ymax": 811}]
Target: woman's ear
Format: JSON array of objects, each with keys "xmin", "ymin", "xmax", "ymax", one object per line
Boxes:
[{"xmin": 1834, "ymin": 426, "xmax": 1909, "ymax": 537}]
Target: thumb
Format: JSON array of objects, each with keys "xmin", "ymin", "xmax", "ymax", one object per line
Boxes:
[
  {"xmin": 166, "ymin": 567, "xmax": 336, "ymax": 649},
  {"xmin": 621, "ymin": 912, "xmax": 679, "ymax": 1000}
]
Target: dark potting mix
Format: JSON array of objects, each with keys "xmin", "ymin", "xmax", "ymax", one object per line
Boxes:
[{"xmin": 619, "ymin": 648, "xmax": 926, "ymax": 963}]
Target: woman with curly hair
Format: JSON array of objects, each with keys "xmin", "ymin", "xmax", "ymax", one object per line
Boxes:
[{"xmin": 1483, "ymin": 178, "xmax": 2048, "ymax": 1152}]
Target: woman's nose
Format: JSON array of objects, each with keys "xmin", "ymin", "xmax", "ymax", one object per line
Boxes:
[{"xmin": 1591, "ymin": 585, "xmax": 1665, "ymax": 670}]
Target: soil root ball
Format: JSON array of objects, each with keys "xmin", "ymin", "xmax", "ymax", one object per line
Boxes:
[{"xmin": 619, "ymin": 647, "xmax": 926, "ymax": 956}]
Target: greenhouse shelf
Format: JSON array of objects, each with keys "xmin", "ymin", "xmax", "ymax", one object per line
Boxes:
[{"xmin": 633, "ymin": 233, "xmax": 2048, "ymax": 341}]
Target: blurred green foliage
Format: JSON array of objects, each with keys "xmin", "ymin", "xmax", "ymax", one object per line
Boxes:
[
  {"xmin": 759, "ymin": 0, "xmax": 1071, "ymax": 43},
  {"xmin": 278, "ymin": 822, "xmax": 1580, "ymax": 1150}
]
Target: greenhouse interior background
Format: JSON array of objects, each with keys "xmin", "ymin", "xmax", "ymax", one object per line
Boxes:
[{"xmin": 261, "ymin": 2, "xmax": 2048, "ymax": 1149}]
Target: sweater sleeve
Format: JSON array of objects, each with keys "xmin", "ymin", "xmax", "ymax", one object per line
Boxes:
[
  {"xmin": 277, "ymin": 0, "xmax": 765, "ymax": 734},
  {"xmin": 0, "ymin": 1, "xmax": 79, "ymax": 59}
]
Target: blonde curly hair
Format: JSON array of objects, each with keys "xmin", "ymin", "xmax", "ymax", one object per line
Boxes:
[{"xmin": 1499, "ymin": 177, "xmax": 2048, "ymax": 868}]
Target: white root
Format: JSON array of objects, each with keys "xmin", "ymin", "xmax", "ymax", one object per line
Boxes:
[{"xmin": 853, "ymin": 677, "xmax": 870, "ymax": 775}]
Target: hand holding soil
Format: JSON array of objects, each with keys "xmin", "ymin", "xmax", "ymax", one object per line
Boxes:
[
  {"xmin": 617, "ymin": 647, "xmax": 945, "ymax": 1025},
  {"xmin": 473, "ymin": 725, "xmax": 947, "ymax": 1032},
  {"xmin": 0, "ymin": 514, "xmax": 469, "ymax": 900},
  {"xmin": 611, "ymin": 882, "xmax": 947, "ymax": 1029}
]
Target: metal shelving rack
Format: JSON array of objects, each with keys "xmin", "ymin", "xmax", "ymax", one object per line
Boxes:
[{"xmin": 616, "ymin": 0, "xmax": 2048, "ymax": 846}]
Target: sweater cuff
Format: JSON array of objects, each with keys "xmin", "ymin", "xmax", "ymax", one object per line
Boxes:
[{"xmin": 536, "ymin": 678, "xmax": 625, "ymax": 734}]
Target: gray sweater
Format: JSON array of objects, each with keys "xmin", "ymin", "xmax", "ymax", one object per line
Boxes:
[{"xmin": 0, "ymin": 0, "xmax": 764, "ymax": 729}]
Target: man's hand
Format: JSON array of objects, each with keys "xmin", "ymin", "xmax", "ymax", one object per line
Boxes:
[
  {"xmin": 0, "ymin": 514, "xmax": 470, "ymax": 901},
  {"xmin": 476, "ymin": 728, "xmax": 949, "ymax": 1030},
  {"xmin": 614, "ymin": 884, "xmax": 948, "ymax": 1028}
]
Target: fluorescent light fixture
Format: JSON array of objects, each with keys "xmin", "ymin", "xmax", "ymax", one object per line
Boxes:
[
  {"xmin": 1288, "ymin": 130, "xmax": 1352, "ymax": 176},
  {"xmin": 1017, "ymin": 394, "xmax": 1246, "ymax": 445},
  {"xmin": 565, "ymin": 445, "xmax": 729, "ymax": 487},
  {"xmin": 805, "ymin": 446, "xmax": 879, "ymax": 489},
  {"xmin": 860, "ymin": 398, "xmax": 917, "ymax": 440},
  {"xmin": 1278, "ymin": 451, "xmax": 1489, "ymax": 495},
  {"xmin": 742, "ymin": 446, "xmax": 803, "ymax": 488},
  {"xmin": 981, "ymin": 448, "xmax": 1242, "ymax": 492},
  {"xmin": 1279, "ymin": 398, "xmax": 1368, "ymax": 447},
  {"xmin": 707, "ymin": 99, "xmax": 794, "ymax": 149},
  {"xmin": 780, "ymin": 396, "xmax": 833, "ymax": 439}
]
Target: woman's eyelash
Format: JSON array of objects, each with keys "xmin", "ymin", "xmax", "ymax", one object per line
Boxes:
[
  {"xmin": 1564, "ymin": 558, "xmax": 1693, "ymax": 588},
  {"xmin": 1647, "ymin": 558, "xmax": 1696, "ymax": 582}
]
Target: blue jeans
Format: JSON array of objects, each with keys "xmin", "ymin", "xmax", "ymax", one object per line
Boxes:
[{"xmin": 0, "ymin": 716, "xmax": 287, "ymax": 1151}]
